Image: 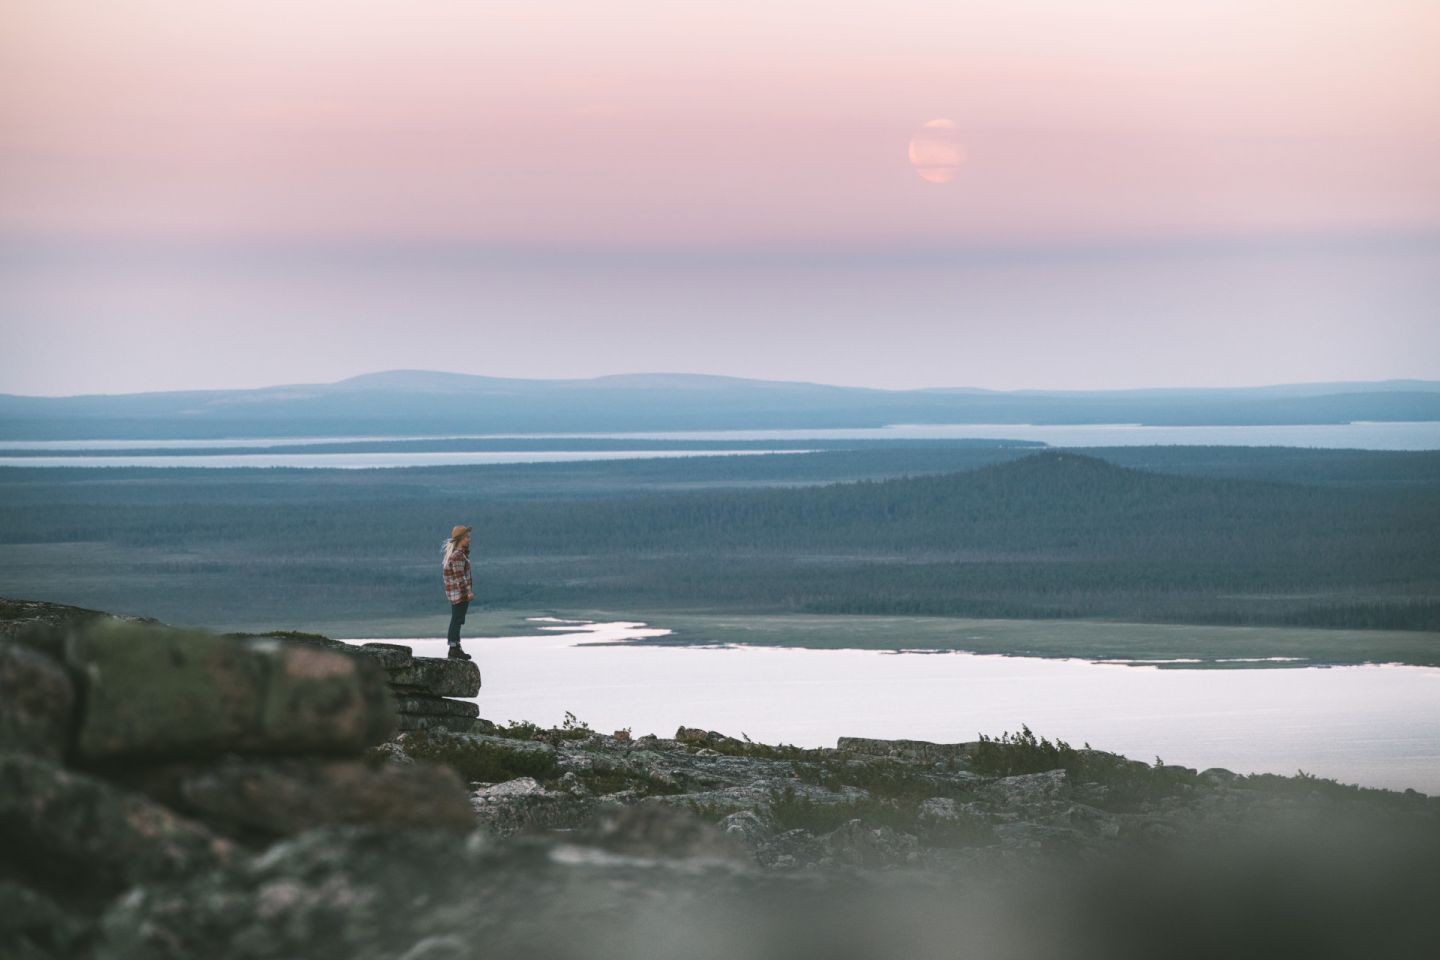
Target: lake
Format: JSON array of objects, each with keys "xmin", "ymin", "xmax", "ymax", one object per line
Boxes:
[
  {"xmin": 1, "ymin": 420, "xmax": 1437, "ymax": 467},
  {"xmin": 366, "ymin": 620, "xmax": 1440, "ymax": 795},
  {"xmin": 0, "ymin": 449, "xmax": 815, "ymax": 469}
]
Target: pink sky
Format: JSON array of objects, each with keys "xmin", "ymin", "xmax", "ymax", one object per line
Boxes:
[
  {"xmin": 2, "ymin": 1, "xmax": 1438, "ymax": 393},
  {"xmin": 6, "ymin": 0, "xmax": 1438, "ymax": 247}
]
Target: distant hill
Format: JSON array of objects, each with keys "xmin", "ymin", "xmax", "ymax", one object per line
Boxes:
[{"xmin": 2, "ymin": 371, "xmax": 1438, "ymax": 440}]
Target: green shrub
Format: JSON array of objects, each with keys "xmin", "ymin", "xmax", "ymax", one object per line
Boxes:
[
  {"xmin": 556, "ymin": 711, "xmax": 593, "ymax": 741},
  {"xmin": 970, "ymin": 725, "xmax": 1202, "ymax": 811},
  {"xmin": 695, "ymin": 732, "xmax": 823, "ymax": 761},
  {"xmin": 493, "ymin": 719, "xmax": 545, "ymax": 741},
  {"xmin": 970, "ymin": 725, "xmax": 1080, "ymax": 777}
]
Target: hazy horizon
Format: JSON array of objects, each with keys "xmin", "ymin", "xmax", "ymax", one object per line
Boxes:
[
  {"xmin": 4, "ymin": 2, "xmax": 1438, "ymax": 395},
  {"xmin": 5, "ymin": 365, "xmax": 1440, "ymax": 401}
]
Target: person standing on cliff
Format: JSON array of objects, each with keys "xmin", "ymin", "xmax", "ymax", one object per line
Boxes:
[{"xmin": 442, "ymin": 524, "xmax": 475, "ymax": 661}]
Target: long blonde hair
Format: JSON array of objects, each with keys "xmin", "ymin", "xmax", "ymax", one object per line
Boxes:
[{"xmin": 441, "ymin": 537, "xmax": 463, "ymax": 561}]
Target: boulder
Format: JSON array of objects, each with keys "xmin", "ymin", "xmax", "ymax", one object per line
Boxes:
[
  {"xmin": 0, "ymin": 753, "xmax": 233, "ymax": 898},
  {"xmin": 0, "ymin": 640, "xmax": 75, "ymax": 760},
  {"xmin": 384, "ymin": 657, "xmax": 481, "ymax": 698},
  {"xmin": 67, "ymin": 620, "xmax": 396, "ymax": 762},
  {"xmin": 981, "ymin": 769, "xmax": 1071, "ymax": 808},
  {"xmin": 471, "ymin": 777, "xmax": 596, "ymax": 835},
  {"xmin": 821, "ymin": 819, "xmax": 920, "ymax": 869},
  {"xmin": 123, "ymin": 758, "xmax": 473, "ymax": 839}
]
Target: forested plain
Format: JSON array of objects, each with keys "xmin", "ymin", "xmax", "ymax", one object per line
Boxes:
[{"xmin": 1, "ymin": 446, "xmax": 1437, "ymax": 633}]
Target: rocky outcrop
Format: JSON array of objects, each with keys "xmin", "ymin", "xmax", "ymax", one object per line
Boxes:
[
  {"xmin": 75, "ymin": 723, "xmax": 1440, "ymax": 960},
  {"xmin": 0, "ymin": 609, "xmax": 474, "ymax": 939},
  {"xmin": 4, "ymin": 599, "xmax": 1440, "ymax": 960},
  {"xmin": 348, "ymin": 642, "xmax": 481, "ymax": 732}
]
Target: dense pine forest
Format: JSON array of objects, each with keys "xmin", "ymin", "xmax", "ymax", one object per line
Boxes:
[{"xmin": 1, "ymin": 447, "xmax": 1437, "ymax": 631}]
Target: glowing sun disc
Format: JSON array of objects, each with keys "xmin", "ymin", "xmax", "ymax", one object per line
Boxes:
[{"xmin": 908, "ymin": 118, "xmax": 965, "ymax": 184}]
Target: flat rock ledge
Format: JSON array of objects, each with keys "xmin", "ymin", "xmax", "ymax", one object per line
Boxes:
[{"xmin": 349, "ymin": 642, "xmax": 481, "ymax": 732}]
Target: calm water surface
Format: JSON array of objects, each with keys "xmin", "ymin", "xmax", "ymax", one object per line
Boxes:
[
  {"xmin": 3, "ymin": 420, "xmax": 1437, "ymax": 466},
  {"xmin": 364, "ymin": 620, "xmax": 1440, "ymax": 795},
  {"xmin": 0, "ymin": 449, "xmax": 814, "ymax": 468}
]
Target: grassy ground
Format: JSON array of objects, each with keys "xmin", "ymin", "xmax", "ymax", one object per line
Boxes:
[{"xmin": 552, "ymin": 609, "xmax": 1440, "ymax": 668}]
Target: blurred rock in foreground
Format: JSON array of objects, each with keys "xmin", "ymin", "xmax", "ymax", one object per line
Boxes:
[{"xmin": 2, "ymin": 598, "xmax": 1439, "ymax": 960}]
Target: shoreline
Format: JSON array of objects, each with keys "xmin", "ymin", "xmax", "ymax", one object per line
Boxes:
[{"xmin": 290, "ymin": 607, "xmax": 1440, "ymax": 670}]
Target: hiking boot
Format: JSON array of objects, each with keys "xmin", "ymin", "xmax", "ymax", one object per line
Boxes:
[{"xmin": 447, "ymin": 645, "xmax": 472, "ymax": 661}]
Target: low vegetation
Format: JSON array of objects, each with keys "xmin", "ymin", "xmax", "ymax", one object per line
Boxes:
[
  {"xmin": 3, "ymin": 447, "xmax": 1437, "ymax": 634},
  {"xmin": 398, "ymin": 730, "xmax": 559, "ymax": 784}
]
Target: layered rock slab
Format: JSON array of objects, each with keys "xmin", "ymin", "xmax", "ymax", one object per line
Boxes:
[
  {"xmin": 68, "ymin": 620, "xmax": 396, "ymax": 762},
  {"xmin": 377, "ymin": 654, "xmax": 481, "ymax": 698},
  {"xmin": 348, "ymin": 642, "xmax": 481, "ymax": 733}
]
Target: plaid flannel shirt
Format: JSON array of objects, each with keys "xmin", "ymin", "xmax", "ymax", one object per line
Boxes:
[{"xmin": 443, "ymin": 546, "xmax": 472, "ymax": 604}]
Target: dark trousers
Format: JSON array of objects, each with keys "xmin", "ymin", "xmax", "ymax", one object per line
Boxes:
[{"xmin": 447, "ymin": 600, "xmax": 469, "ymax": 645}]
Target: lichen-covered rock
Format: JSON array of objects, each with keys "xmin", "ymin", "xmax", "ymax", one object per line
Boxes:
[
  {"xmin": 394, "ymin": 695, "xmax": 479, "ymax": 718},
  {"xmin": 0, "ymin": 753, "xmax": 233, "ymax": 898},
  {"xmin": 837, "ymin": 736, "xmax": 975, "ymax": 767},
  {"xmin": 0, "ymin": 640, "xmax": 75, "ymax": 760},
  {"xmin": 122, "ymin": 758, "xmax": 473, "ymax": 840},
  {"xmin": 980, "ymin": 769, "xmax": 1070, "ymax": 807},
  {"xmin": 384, "ymin": 656, "xmax": 481, "ymax": 698},
  {"xmin": 67, "ymin": 620, "xmax": 396, "ymax": 761},
  {"xmin": 396, "ymin": 714, "xmax": 477, "ymax": 733},
  {"xmin": 821, "ymin": 819, "xmax": 921, "ymax": 869},
  {"xmin": 354, "ymin": 642, "xmax": 414, "ymax": 670},
  {"xmin": 92, "ymin": 823, "xmax": 793, "ymax": 960},
  {"xmin": 93, "ymin": 827, "xmax": 485, "ymax": 960},
  {"xmin": 470, "ymin": 776, "xmax": 598, "ymax": 835}
]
